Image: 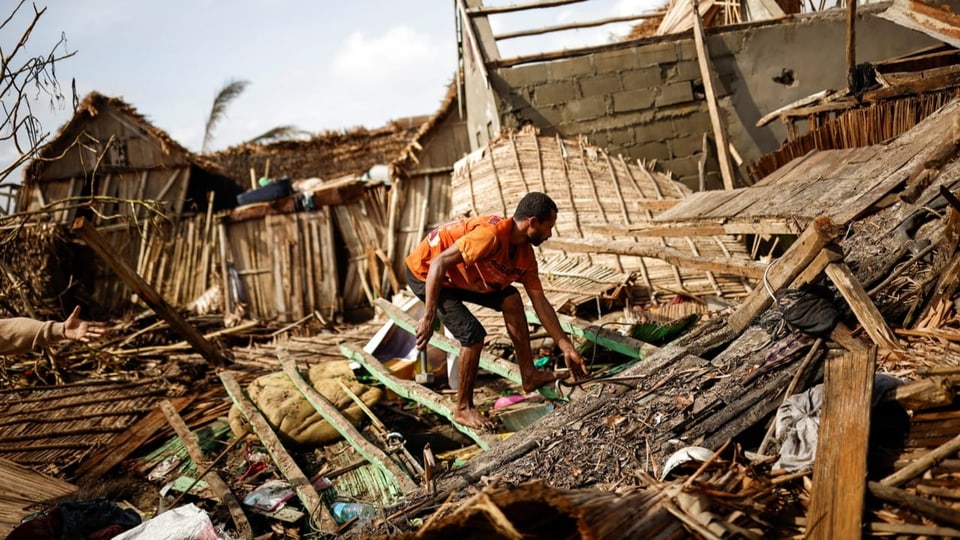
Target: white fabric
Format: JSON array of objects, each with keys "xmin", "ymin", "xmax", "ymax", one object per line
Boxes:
[{"xmin": 110, "ymin": 504, "xmax": 225, "ymax": 540}]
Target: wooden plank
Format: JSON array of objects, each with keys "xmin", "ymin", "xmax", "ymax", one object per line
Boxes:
[
  {"xmin": 728, "ymin": 218, "xmax": 842, "ymax": 334},
  {"xmin": 73, "ymin": 396, "xmax": 193, "ymax": 484},
  {"xmin": 374, "ymin": 298, "xmax": 522, "ymax": 384},
  {"xmin": 868, "ymin": 481, "xmax": 960, "ymax": 528},
  {"xmin": 692, "ymin": 0, "xmax": 735, "ymax": 190},
  {"xmin": 524, "ymin": 311, "xmax": 658, "ymax": 360},
  {"xmin": 218, "ymin": 371, "xmax": 335, "ymax": 532},
  {"xmin": 546, "ymin": 237, "xmax": 767, "ymax": 278},
  {"xmin": 466, "ymin": 0, "xmax": 585, "ymax": 15},
  {"xmin": 339, "ymin": 342, "xmax": 493, "ymax": 450},
  {"xmin": 72, "ymin": 217, "xmax": 223, "ymax": 365},
  {"xmin": 807, "ymin": 347, "xmax": 875, "ymax": 540},
  {"xmin": 159, "ymin": 400, "xmax": 252, "ymax": 540},
  {"xmin": 278, "ymin": 356, "xmax": 418, "ymax": 494},
  {"xmin": 824, "ymin": 262, "xmax": 901, "ymax": 352}
]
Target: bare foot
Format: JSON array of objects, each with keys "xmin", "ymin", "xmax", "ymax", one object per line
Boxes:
[
  {"xmin": 521, "ymin": 370, "xmax": 562, "ymax": 393},
  {"xmin": 454, "ymin": 407, "xmax": 497, "ymax": 431}
]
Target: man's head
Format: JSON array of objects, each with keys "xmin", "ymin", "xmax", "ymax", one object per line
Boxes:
[{"xmin": 514, "ymin": 192, "xmax": 558, "ymax": 246}]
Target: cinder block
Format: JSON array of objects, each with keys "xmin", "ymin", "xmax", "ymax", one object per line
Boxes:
[
  {"xmin": 677, "ymin": 39, "xmax": 698, "ymax": 61},
  {"xmin": 595, "ymin": 48, "xmax": 639, "ymax": 73},
  {"xmin": 607, "ymin": 127, "xmax": 635, "ymax": 147},
  {"xmin": 621, "ymin": 66, "xmax": 663, "ymax": 90},
  {"xmin": 635, "ymin": 141, "xmax": 671, "ymax": 161},
  {"xmin": 563, "ymin": 96, "xmax": 608, "ymax": 122},
  {"xmin": 669, "ymin": 134, "xmax": 703, "ymax": 158},
  {"xmin": 635, "ymin": 42, "xmax": 678, "ymax": 67},
  {"xmin": 634, "ymin": 123, "xmax": 669, "ymax": 144},
  {"xmin": 613, "ymin": 89, "xmax": 655, "ymax": 113},
  {"xmin": 537, "ymin": 104, "xmax": 565, "ymax": 127},
  {"xmin": 534, "ymin": 81, "xmax": 577, "ymax": 105},
  {"xmin": 579, "ymin": 74, "xmax": 621, "ymax": 97},
  {"xmin": 670, "ymin": 60, "xmax": 702, "ymax": 82},
  {"xmin": 662, "ymin": 155, "xmax": 701, "ymax": 178},
  {"xmin": 503, "ymin": 63, "xmax": 550, "ymax": 87},
  {"xmin": 549, "ymin": 55, "xmax": 595, "ymax": 80},
  {"xmin": 672, "ymin": 110, "xmax": 712, "ymax": 136},
  {"xmin": 656, "ymin": 81, "xmax": 694, "ymax": 107}
]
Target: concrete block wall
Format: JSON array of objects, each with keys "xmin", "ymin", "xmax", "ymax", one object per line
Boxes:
[{"xmin": 477, "ymin": 6, "xmax": 937, "ymax": 190}]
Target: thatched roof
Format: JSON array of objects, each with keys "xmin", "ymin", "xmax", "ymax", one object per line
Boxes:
[
  {"xmin": 392, "ymin": 80, "xmax": 460, "ymax": 174},
  {"xmin": 207, "ymin": 116, "xmax": 429, "ymax": 183},
  {"xmin": 26, "ymin": 92, "xmax": 222, "ymax": 180},
  {"xmin": 451, "ymin": 128, "xmax": 754, "ymax": 305}
]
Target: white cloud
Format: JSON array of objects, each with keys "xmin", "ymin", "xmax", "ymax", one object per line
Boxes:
[{"xmin": 330, "ymin": 26, "xmax": 438, "ymax": 85}]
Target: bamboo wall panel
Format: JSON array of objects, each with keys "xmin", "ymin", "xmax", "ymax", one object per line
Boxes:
[{"xmin": 333, "ymin": 184, "xmax": 392, "ymax": 311}]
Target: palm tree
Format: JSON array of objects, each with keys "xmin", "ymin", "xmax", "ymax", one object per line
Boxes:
[{"xmin": 201, "ymin": 79, "xmax": 249, "ymax": 152}]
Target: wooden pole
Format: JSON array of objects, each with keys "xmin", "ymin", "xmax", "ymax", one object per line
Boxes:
[
  {"xmin": 278, "ymin": 356, "xmax": 418, "ymax": 494},
  {"xmin": 72, "ymin": 217, "xmax": 223, "ymax": 365},
  {"xmin": 692, "ymin": 0, "xmax": 736, "ymax": 190},
  {"xmin": 219, "ymin": 371, "xmax": 335, "ymax": 532},
  {"xmin": 339, "ymin": 342, "xmax": 493, "ymax": 450},
  {"xmin": 846, "ymin": 0, "xmax": 857, "ymax": 76},
  {"xmin": 158, "ymin": 400, "xmax": 253, "ymax": 540}
]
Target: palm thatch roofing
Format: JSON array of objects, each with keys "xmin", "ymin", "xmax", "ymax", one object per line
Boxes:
[
  {"xmin": 25, "ymin": 91, "xmax": 226, "ymax": 181},
  {"xmin": 450, "ymin": 128, "xmax": 754, "ymax": 308},
  {"xmin": 207, "ymin": 116, "xmax": 429, "ymax": 183}
]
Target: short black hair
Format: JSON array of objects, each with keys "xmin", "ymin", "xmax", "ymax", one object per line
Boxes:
[{"xmin": 514, "ymin": 192, "xmax": 557, "ymax": 221}]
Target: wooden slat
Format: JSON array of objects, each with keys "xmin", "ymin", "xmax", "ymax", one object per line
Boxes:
[
  {"xmin": 219, "ymin": 371, "xmax": 335, "ymax": 533},
  {"xmin": 278, "ymin": 357, "xmax": 418, "ymax": 494},
  {"xmin": 824, "ymin": 262, "xmax": 901, "ymax": 352},
  {"xmin": 339, "ymin": 342, "xmax": 493, "ymax": 450},
  {"xmin": 159, "ymin": 400, "xmax": 252, "ymax": 540},
  {"xmin": 525, "ymin": 311, "xmax": 658, "ymax": 360},
  {"xmin": 807, "ymin": 347, "xmax": 876, "ymax": 540}
]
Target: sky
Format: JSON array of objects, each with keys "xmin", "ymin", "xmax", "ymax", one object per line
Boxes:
[{"xmin": 1, "ymin": 0, "xmax": 664, "ymax": 180}]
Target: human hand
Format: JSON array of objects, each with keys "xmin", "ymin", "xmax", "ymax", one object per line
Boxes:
[
  {"xmin": 63, "ymin": 306, "xmax": 108, "ymax": 343},
  {"xmin": 415, "ymin": 312, "xmax": 436, "ymax": 352},
  {"xmin": 560, "ymin": 343, "xmax": 588, "ymax": 381}
]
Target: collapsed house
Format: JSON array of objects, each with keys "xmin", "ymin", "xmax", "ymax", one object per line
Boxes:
[{"xmin": 4, "ymin": 0, "xmax": 960, "ymax": 538}]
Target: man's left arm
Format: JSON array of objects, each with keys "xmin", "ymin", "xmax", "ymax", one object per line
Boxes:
[{"xmin": 526, "ymin": 287, "xmax": 588, "ymax": 380}]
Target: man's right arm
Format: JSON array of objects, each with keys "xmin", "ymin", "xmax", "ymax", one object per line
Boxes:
[
  {"xmin": 416, "ymin": 244, "xmax": 465, "ymax": 351},
  {"xmin": 0, "ymin": 318, "xmax": 64, "ymax": 356}
]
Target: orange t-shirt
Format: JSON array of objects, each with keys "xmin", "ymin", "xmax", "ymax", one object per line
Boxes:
[{"xmin": 405, "ymin": 216, "xmax": 542, "ymax": 293}]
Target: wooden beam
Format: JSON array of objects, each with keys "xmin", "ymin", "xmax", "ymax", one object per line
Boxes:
[
  {"xmin": 278, "ymin": 356, "xmax": 418, "ymax": 494},
  {"xmin": 159, "ymin": 400, "xmax": 252, "ymax": 540},
  {"xmin": 880, "ymin": 431, "xmax": 960, "ymax": 488},
  {"xmin": 728, "ymin": 218, "xmax": 843, "ymax": 334},
  {"xmin": 219, "ymin": 371, "xmax": 335, "ymax": 532},
  {"xmin": 71, "ymin": 217, "xmax": 224, "ymax": 365},
  {"xmin": 692, "ymin": 0, "xmax": 736, "ymax": 190},
  {"xmin": 494, "ymin": 11, "xmax": 664, "ymax": 40},
  {"xmin": 373, "ymin": 298, "xmax": 522, "ymax": 384},
  {"xmin": 525, "ymin": 311, "xmax": 658, "ymax": 360},
  {"xmin": 824, "ymin": 261, "xmax": 901, "ymax": 352},
  {"xmin": 546, "ymin": 237, "xmax": 768, "ymax": 278},
  {"xmin": 868, "ymin": 481, "xmax": 960, "ymax": 528},
  {"xmin": 339, "ymin": 342, "xmax": 493, "ymax": 450},
  {"xmin": 807, "ymin": 347, "xmax": 875, "ymax": 540},
  {"xmin": 616, "ymin": 219, "xmax": 804, "ymax": 237},
  {"xmin": 466, "ymin": 0, "xmax": 585, "ymax": 16}
]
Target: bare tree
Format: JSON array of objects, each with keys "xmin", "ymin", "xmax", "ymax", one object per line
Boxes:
[{"xmin": 0, "ymin": 1, "xmax": 76, "ymax": 185}]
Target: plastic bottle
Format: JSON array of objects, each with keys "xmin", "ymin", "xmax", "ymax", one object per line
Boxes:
[{"xmin": 330, "ymin": 501, "xmax": 377, "ymax": 524}]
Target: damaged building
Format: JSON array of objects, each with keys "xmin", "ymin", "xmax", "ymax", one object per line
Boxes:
[{"xmin": 3, "ymin": 0, "xmax": 960, "ymax": 538}]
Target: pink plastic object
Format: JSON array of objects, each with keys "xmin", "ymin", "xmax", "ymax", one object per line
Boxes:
[{"xmin": 492, "ymin": 394, "xmax": 531, "ymax": 411}]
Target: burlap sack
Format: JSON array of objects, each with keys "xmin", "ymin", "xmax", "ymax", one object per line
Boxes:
[{"xmin": 228, "ymin": 360, "xmax": 382, "ymax": 447}]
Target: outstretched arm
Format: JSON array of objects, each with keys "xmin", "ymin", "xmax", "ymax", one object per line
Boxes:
[
  {"xmin": 527, "ymin": 288, "xmax": 588, "ymax": 380},
  {"xmin": 416, "ymin": 245, "xmax": 464, "ymax": 351}
]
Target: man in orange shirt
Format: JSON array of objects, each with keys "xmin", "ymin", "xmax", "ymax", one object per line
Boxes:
[{"xmin": 405, "ymin": 192, "xmax": 588, "ymax": 430}]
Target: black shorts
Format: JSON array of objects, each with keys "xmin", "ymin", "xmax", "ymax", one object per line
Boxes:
[{"xmin": 405, "ymin": 266, "xmax": 520, "ymax": 346}]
